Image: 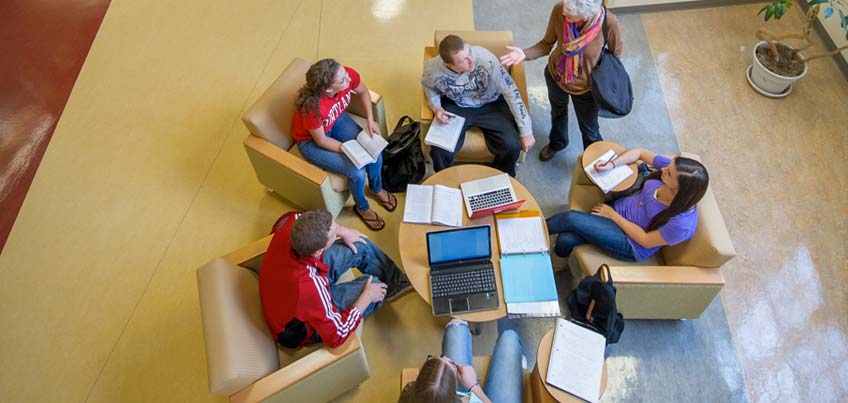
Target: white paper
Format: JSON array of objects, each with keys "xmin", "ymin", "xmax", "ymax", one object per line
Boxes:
[
  {"xmin": 431, "ymin": 185, "xmax": 463, "ymax": 227},
  {"xmin": 506, "ymin": 301, "xmax": 560, "ymax": 317},
  {"xmin": 546, "ymin": 318, "xmax": 605, "ymax": 403},
  {"xmin": 402, "ymin": 184, "xmax": 462, "ymax": 227},
  {"xmin": 356, "ymin": 130, "xmax": 388, "ymax": 158},
  {"xmin": 402, "ymin": 185, "xmax": 434, "ymax": 224},
  {"xmin": 424, "ymin": 114, "xmax": 465, "ymax": 152},
  {"xmin": 584, "ymin": 149, "xmax": 633, "ymax": 193},
  {"xmin": 496, "ymin": 215, "xmax": 548, "ymax": 254}
]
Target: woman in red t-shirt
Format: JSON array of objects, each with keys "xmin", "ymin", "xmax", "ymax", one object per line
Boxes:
[{"xmin": 291, "ymin": 59, "xmax": 396, "ymax": 231}]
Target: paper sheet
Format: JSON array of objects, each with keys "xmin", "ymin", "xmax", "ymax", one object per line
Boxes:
[
  {"xmin": 546, "ymin": 319, "xmax": 605, "ymax": 403},
  {"xmin": 495, "ymin": 214, "xmax": 547, "ymax": 254},
  {"xmin": 584, "ymin": 149, "xmax": 633, "ymax": 193}
]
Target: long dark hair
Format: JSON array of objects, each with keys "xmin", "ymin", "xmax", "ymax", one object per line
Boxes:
[
  {"xmin": 295, "ymin": 59, "xmax": 341, "ymax": 115},
  {"xmin": 413, "ymin": 358, "xmax": 458, "ymax": 403},
  {"xmin": 646, "ymin": 157, "xmax": 709, "ymax": 232}
]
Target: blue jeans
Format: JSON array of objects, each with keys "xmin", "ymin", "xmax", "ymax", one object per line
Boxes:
[
  {"xmin": 297, "ymin": 113, "xmax": 383, "ymax": 211},
  {"xmin": 442, "ymin": 322, "xmax": 523, "ymax": 402},
  {"xmin": 546, "ymin": 210, "xmax": 636, "ymax": 261},
  {"xmin": 322, "ymin": 238, "xmax": 405, "ymax": 317},
  {"xmin": 544, "ymin": 67, "xmax": 602, "ymax": 151}
]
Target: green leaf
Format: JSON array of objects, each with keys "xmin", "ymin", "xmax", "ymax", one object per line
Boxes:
[
  {"xmin": 825, "ymin": 7, "xmax": 834, "ymax": 17},
  {"xmin": 758, "ymin": 5, "xmax": 769, "ymax": 15},
  {"xmin": 808, "ymin": 0, "xmax": 829, "ymax": 5},
  {"xmin": 766, "ymin": 7, "xmax": 774, "ymax": 21},
  {"xmin": 776, "ymin": 2, "xmax": 785, "ymax": 18}
]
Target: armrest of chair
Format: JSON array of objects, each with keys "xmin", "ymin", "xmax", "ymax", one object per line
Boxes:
[
  {"xmin": 401, "ymin": 368, "xmax": 419, "ymax": 390},
  {"xmin": 230, "ymin": 335, "xmax": 363, "ymax": 403},
  {"xmin": 243, "ymin": 134, "xmax": 328, "ymax": 186},
  {"xmin": 222, "ymin": 235, "xmax": 273, "ymax": 266},
  {"xmin": 606, "ymin": 265, "xmax": 725, "ymax": 286}
]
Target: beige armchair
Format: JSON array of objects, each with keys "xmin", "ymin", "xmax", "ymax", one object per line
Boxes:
[
  {"xmin": 243, "ymin": 58, "xmax": 389, "ymax": 217},
  {"xmin": 197, "ymin": 235, "xmax": 369, "ymax": 403},
  {"xmin": 401, "ymin": 356, "xmax": 533, "ymax": 403},
  {"xmin": 566, "ymin": 153, "xmax": 736, "ymax": 319},
  {"xmin": 420, "ymin": 30, "xmax": 529, "ymax": 164}
]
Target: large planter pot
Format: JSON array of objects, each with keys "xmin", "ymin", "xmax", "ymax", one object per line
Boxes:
[{"xmin": 749, "ymin": 41, "xmax": 808, "ymax": 96}]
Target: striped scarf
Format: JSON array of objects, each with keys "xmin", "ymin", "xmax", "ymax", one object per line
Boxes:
[{"xmin": 556, "ymin": 6, "xmax": 605, "ymax": 84}]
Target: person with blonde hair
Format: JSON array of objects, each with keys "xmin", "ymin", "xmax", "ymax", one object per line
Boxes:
[
  {"xmin": 399, "ymin": 320, "xmax": 524, "ymax": 403},
  {"xmin": 500, "ymin": 0, "xmax": 622, "ymax": 161}
]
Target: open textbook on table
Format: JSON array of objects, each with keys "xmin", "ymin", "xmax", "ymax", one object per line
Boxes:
[
  {"xmin": 402, "ymin": 184, "xmax": 463, "ymax": 227},
  {"xmin": 341, "ymin": 129, "xmax": 388, "ymax": 169}
]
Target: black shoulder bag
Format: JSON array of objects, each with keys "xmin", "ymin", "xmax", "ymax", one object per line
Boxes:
[
  {"xmin": 380, "ymin": 116, "xmax": 425, "ymax": 192},
  {"xmin": 591, "ymin": 9, "xmax": 634, "ymax": 118},
  {"xmin": 567, "ymin": 264, "xmax": 625, "ymax": 344}
]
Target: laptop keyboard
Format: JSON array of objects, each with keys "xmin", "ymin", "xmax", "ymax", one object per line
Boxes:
[
  {"xmin": 467, "ymin": 188, "xmax": 513, "ymax": 212},
  {"xmin": 431, "ymin": 266, "xmax": 497, "ymax": 298}
]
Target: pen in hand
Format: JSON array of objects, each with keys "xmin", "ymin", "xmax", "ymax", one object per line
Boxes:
[{"xmin": 596, "ymin": 153, "xmax": 617, "ymax": 172}]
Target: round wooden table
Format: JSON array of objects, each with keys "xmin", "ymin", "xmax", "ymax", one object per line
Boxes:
[
  {"xmin": 531, "ymin": 328, "xmax": 608, "ymax": 403},
  {"xmin": 396, "ymin": 165, "xmax": 547, "ymax": 322},
  {"xmin": 582, "ymin": 140, "xmax": 638, "ymax": 193}
]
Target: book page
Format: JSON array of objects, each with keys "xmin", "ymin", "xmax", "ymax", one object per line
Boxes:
[
  {"xmin": 430, "ymin": 185, "xmax": 463, "ymax": 227},
  {"xmin": 584, "ymin": 149, "xmax": 633, "ymax": 193},
  {"xmin": 496, "ymin": 214, "xmax": 547, "ymax": 254},
  {"xmin": 424, "ymin": 114, "xmax": 465, "ymax": 152},
  {"xmin": 402, "ymin": 184, "xmax": 434, "ymax": 224},
  {"xmin": 341, "ymin": 139, "xmax": 375, "ymax": 169},
  {"xmin": 546, "ymin": 319, "xmax": 605, "ymax": 403},
  {"xmin": 356, "ymin": 130, "xmax": 388, "ymax": 159}
]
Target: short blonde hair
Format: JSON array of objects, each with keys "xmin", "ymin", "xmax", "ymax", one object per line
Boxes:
[{"xmin": 562, "ymin": 0, "xmax": 602, "ymax": 19}]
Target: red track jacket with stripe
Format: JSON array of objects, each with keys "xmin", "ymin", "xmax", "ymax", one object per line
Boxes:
[{"xmin": 258, "ymin": 212, "xmax": 361, "ymax": 348}]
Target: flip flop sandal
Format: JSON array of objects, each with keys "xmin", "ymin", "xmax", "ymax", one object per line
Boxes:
[
  {"xmin": 355, "ymin": 208, "xmax": 385, "ymax": 231},
  {"xmin": 375, "ymin": 191, "xmax": 397, "ymax": 212}
]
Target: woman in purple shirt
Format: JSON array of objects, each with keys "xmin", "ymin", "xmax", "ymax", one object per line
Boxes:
[{"xmin": 547, "ymin": 148, "xmax": 709, "ymax": 262}]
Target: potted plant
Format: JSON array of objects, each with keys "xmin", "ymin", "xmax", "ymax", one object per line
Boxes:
[{"xmin": 748, "ymin": 0, "xmax": 848, "ymax": 97}]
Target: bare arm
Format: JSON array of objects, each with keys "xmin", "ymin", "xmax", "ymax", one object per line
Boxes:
[
  {"xmin": 307, "ymin": 126, "xmax": 344, "ymax": 153},
  {"xmin": 595, "ymin": 147, "xmax": 658, "ymax": 171},
  {"xmin": 352, "ymin": 81, "xmax": 381, "ymax": 136}
]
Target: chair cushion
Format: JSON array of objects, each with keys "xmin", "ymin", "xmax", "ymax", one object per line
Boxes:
[
  {"xmin": 568, "ymin": 184, "xmax": 605, "ymax": 212},
  {"xmin": 572, "ymin": 244, "xmax": 665, "ymax": 273},
  {"xmin": 197, "ymin": 258, "xmax": 280, "ymax": 395},
  {"xmin": 435, "ymin": 30, "xmax": 514, "ymax": 59},
  {"xmin": 242, "ymin": 58, "xmax": 310, "ymax": 151},
  {"xmin": 459, "ymin": 127, "xmax": 495, "ymax": 162}
]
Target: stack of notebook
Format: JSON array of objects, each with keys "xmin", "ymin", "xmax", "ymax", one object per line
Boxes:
[{"xmin": 494, "ymin": 211, "xmax": 560, "ymax": 317}]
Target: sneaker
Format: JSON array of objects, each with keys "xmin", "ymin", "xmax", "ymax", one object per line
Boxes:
[{"xmin": 385, "ymin": 273, "xmax": 413, "ymax": 302}]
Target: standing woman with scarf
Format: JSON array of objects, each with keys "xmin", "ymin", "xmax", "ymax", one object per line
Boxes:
[{"xmin": 500, "ymin": 0, "xmax": 622, "ymax": 161}]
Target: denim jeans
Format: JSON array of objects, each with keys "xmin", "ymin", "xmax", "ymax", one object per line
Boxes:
[
  {"xmin": 442, "ymin": 322, "xmax": 524, "ymax": 402},
  {"xmin": 544, "ymin": 67, "xmax": 602, "ymax": 151},
  {"xmin": 297, "ymin": 113, "xmax": 383, "ymax": 211},
  {"xmin": 546, "ymin": 210, "xmax": 636, "ymax": 261},
  {"xmin": 321, "ymin": 238, "xmax": 405, "ymax": 316}
]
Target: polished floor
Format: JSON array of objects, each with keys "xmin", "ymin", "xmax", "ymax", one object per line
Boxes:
[{"xmin": 0, "ymin": 1, "xmax": 846, "ymax": 402}]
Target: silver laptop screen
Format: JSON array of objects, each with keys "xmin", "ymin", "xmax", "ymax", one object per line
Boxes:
[{"xmin": 427, "ymin": 226, "xmax": 491, "ymax": 265}]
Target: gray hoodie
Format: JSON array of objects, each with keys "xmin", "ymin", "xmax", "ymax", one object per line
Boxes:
[{"xmin": 421, "ymin": 46, "xmax": 532, "ymax": 137}]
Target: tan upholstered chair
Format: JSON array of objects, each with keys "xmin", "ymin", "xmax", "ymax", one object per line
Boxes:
[
  {"xmin": 566, "ymin": 153, "xmax": 736, "ymax": 319},
  {"xmin": 197, "ymin": 235, "xmax": 369, "ymax": 403},
  {"xmin": 401, "ymin": 356, "xmax": 534, "ymax": 403},
  {"xmin": 243, "ymin": 58, "xmax": 389, "ymax": 217},
  {"xmin": 420, "ymin": 30, "xmax": 529, "ymax": 164}
]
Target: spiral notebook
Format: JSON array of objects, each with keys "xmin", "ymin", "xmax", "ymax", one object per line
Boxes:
[{"xmin": 495, "ymin": 211, "xmax": 560, "ymax": 317}]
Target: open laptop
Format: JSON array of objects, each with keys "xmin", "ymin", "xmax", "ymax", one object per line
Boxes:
[
  {"xmin": 427, "ymin": 225, "xmax": 500, "ymax": 316},
  {"xmin": 460, "ymin": 173, "xmax": 525, "ymax": 218}
]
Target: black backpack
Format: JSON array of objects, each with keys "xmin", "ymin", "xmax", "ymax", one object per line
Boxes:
[
  {"xmin": 381, "ymin": 116, "xmax": 425, "ymax": 192},
  {"xmin": 590, "ymin": 8, "xmax": 633, "ymax": 118},
  {"xmin": 567, "ymin": 264, "xmax": 625, "ymax": 344}
]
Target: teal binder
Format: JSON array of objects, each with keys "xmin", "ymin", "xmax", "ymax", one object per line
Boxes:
[{"xmin": 500, "ymin": 254, "xmax": 558, "ymax": 303}]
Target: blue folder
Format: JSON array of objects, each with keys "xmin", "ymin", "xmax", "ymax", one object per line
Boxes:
[{"xmin": 499, "ymin": 253, "xmax": 558, "ymax": 303}]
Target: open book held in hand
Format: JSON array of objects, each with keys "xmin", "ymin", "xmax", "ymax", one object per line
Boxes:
[
  {"xmin": 584, "ymin": 149, "xmax": 633, "ymax": 193},
  {"xmin": 341, "ymin": 129, "xmax": 388, "ymax": 169},
  {"xmin": 424, "ymin": 113, "xmax": 465, "ymax": 152},
  {"xmin": 402, "ymin": 184, "xmax": 463, "ymax": 227}
]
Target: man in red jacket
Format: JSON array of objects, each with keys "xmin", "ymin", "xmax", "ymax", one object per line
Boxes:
[{"xmin": 259, "ymin": 210, "xmax": 411, "ymax": 349}]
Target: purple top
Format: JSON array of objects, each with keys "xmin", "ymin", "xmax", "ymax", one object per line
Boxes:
[{"xmin": 613, "ymin": 155, "xmax": 699, "ymax": 261}]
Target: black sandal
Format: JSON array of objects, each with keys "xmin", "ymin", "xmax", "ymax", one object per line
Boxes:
[
  {"xmin": 355, "ymin": 207, "xmax": 385, "ymax": 231},
  {"xmin": 374, "ymin": 191, "xmax": 397, "ymax": 212}
]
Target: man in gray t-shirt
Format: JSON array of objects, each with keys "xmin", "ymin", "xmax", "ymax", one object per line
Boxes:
[{"xmin": 421, "ymin": 35, "xmax": 535, "ymax": 176}]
